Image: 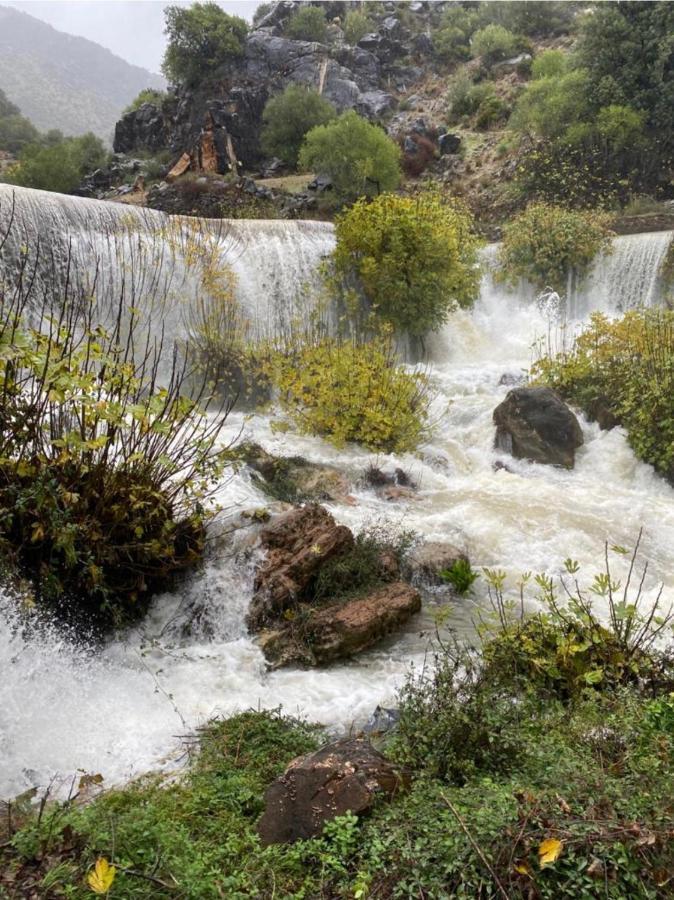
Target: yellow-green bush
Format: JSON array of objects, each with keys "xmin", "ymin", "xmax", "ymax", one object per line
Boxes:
[
  {"xmin": 498, "ymin": 203, "xmax": 614, "ymax": 290},
  {"xmin": 270, "ymin": 335, "xmax": 431, "ymax": 452},
  {"xmin": 332, "ymin": 191, "xmax": 481, "ymax": 336}
]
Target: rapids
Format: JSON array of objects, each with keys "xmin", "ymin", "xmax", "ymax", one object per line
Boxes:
[{"xmin": 0, "ymin": 186, "xmax": 673, "ymax": 799}]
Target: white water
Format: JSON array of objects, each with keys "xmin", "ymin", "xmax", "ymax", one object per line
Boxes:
[{"xmin": 0, "ymin": 186, "xmax": 673, "ymax": 799}]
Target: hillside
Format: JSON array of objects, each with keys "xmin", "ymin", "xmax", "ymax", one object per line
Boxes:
[{"xmin": 0, "ymin": 4, "xmax": 164, "ymax": 142}]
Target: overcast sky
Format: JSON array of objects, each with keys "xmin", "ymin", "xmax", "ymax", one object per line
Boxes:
[{"xmin": 3, "ymin": 1, "xmax": 260, "ymax": 73}]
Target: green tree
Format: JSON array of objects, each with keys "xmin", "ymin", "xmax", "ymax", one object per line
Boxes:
[
  {"xmin": 470, "ymin": 24, "xmax": 517, "ymax": 66},
  {"xmin": 124, "ymin": 88, "xmax": 166, "ymax": 115},
  {"xmin": 4, "ymin": 133, "xmax": 108, "ymax": 194},
  {"xmin": 510, "ymin": 69, "xmax": 591, "ymax": 140},
  {"xmin": 162, "ymin": 2, "xmax": 248, "ymax": 87},
  {"xmin": 299, "ymin": 110, "xmax": 401, "ymax": 202},
  {"xmin": 433, "ymin": 5, "xmax": 478, "ymax": 63},
  {"xmin": 531, "ymin": 49, "xmax": 567, "ymax": 80},
  {"xmin": 332, "ymin": 191, "xmax": 481, "ymax": 336},
  {"xmin": 285, "ymin": 5, "xmax": 327, "ymax": 42},
  {"xmin": 0, "ymin": 89, "xmax": 39, "ymax": 155},
  {"xmin": 261, "ymin": 85, "xmax": 336, "ymax": 166},
  {"xmin": 343, "ymin": 10, "xmax": 371, "ymax": 46}
]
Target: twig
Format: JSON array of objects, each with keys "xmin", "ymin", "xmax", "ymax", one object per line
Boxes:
[
  {"xmin": 440, "ymin": 793, "xmax": 511, "ymax": 900},
  {"xmin": 119, "ymin": 866, "xmax": 177, "ymax": 890}
]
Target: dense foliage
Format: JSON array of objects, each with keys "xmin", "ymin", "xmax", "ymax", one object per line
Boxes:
[
  {"xmin": 299, "ymin": 110, "xmax": 401, "ymax": 202},
  {"xmin": 2, "ymin": 131, "xmax": 108, "ymax": 194},
  {"xmin": 3, "ymin": 549, "xmax": 673, "ymax": 898},
  {"xmin": 333, "ymin": 191, "xmax": 481, "ymax": 336},
  {"xmin": 471, "ymin": 24, "xmax": 518, "ymax": 67},
  {"xmin": 261, "ymin": 85, "xmax": 336, "ymax": 167},
  {"xmin": 162, "ymin": 2, "xmax": 248, "ymax": 87},
  {"xmin": 498, "ymin": 203, "xmax": 614, "ymax": 290},
  {"xmin": 123, "ymin": 88, "xmax": 166, "ymax": 115},
  {"xmin": 270, "ymin": 334, "xmax": 430, "ymax": 452},
  {"xmin": 0, "ymin": 88, "xmax": 39, "ymax": 155},
  {"xmin": 285, "ymin": 4, "xmax": 327, "ymax": 43},
  {"xmin": 533, "ymin": 309, "xmax": 674, "ymax": 483},
  {"xmin": 343, "ymin": 9, "xmax": 371, "ymax": 46}
]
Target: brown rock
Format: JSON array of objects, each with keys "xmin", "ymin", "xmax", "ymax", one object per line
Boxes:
[
  {"xmin": 407, "ymin": 541, "xmax": 467, "ymax": 586},
  {"xmin": 247, "ymin": 505, "xmax": 354, "ymax": 631},
  {"xmin": 258, "ymin": 738, "xmax": 408, "ymax": 845},
  {"xmin": 259, "ymin": 582, "xmax": 421, "ymax": 668}
]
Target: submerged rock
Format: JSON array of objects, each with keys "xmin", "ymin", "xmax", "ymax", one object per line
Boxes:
[
  {"xmin": 258, "ymin": 738, "xmax": 407, "ymax": 844},
  {"xmin": 242, "ymin": 443, "xmax": 352, "ymax": 504},
  {"xmin": 407, "ymin": 541, "xmax": 468, "ymax": 587},
  {"xmin": 493, "ymin": 386, "xmax": 584, "ymax": 469}
]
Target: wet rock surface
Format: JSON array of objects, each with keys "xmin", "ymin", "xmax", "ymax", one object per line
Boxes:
[
  {"xmin": 407, "ymin": 541, "xmax": 468, "ymax": 587},
  {"xmin": 258, "ymin": 738, "xmax": 408, "ymax": 844},
  {"xmin": 493, "ymin": 386, "xmax": 584, "ymax": 469}
]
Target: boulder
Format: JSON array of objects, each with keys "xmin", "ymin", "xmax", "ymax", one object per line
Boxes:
[
  {"xmin": 493, "ymin": 386, "xmax": 584, "ymax": 469},
  {"xmin": 247, "ymin": 505, "xmax": 354, "ymax": 630},
  {"xmin": 407, "ymin": 541, "xmax": 467, "ymax": 586},
  {"xmin": 258, "ymin": 738, "xmax": 408, "ymax": 845},
  {"xmin": 242, "ymin": 442, "xmax": 352, "ymax": 504},
  {"xmin": 438, "ymin": 132, "xmax": 461, "ymax": 155}
]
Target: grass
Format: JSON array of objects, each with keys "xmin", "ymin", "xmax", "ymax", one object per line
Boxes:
[{"xmin": 254, "ymin": 173, "xmax": 315, "ymax": 194}]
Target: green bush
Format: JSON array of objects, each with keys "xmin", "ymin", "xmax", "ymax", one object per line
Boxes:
[
  {"xmin": 285, "ymin": 4, "xmax": 327, "ymax": 42},
  {"xmin": 511, "ymin": 69, "xmax": 591, "ymax": 141},
  {"xmin": 531, "ymin": 48, "xmax": 567, "ymax": 80},
  {"xmin": 433, "ymin": 5, "xmax": 478, "ymax": 63},
  {"xmin": 3, "ymin": 132, "xmax": 108, "ymax": 194},
  {"xmin": 270, "ymin": 334, "xmax": 431, "ymax": 452},
  {"xmin": 533, "ymin": 309, "xmax": 674, "ymax": 482},
  {"xmin": 261, "ymin": 85, "xmax": 336, "ymax": 166},
  {"xmin": 470, "ymin": 23, "xmax": 517, "ymax": 66},
  {"xmin": 298, "ymin": 110, "xmax": 401, "ymax": 202},
  {"xmin": 498, "ymin": 203, "xmax": 614, "ymax": 290},
  {"xmin": 476, "ymin": 0, "xmax": 578, "ymax": 37},
  {"xmin": 439, "ymin": 558, "xmax": 479, "ymax": 595},
  {"xmin": 0, "ymin": 88, "xmax": 39, "ymax": 155},
  {"xmin": 332, "ymin": 190, "xmax": 481, "ymax": 336},
  {"xmin": 343, "ymin": 10, "xmax": 371, "ymax": 45},
  {"xmin": 123, "ymin": 87, "xmax": 166, "ymax": 115},
  {"xmin": 162, "ymin": 2, "xmax": 248, "ymax": 86},
  {"xmin": 475, "ymin": 92, "xmax": 508, "ymax": 130}
]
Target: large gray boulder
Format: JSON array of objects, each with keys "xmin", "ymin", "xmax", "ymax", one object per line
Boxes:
[
  {"xmin": 493, "ymin": 386, "xmax": 584, "ymax": 469},
  {"xmin": 258, "ymin": 738, "xmax": 407, "ymax": 844}
]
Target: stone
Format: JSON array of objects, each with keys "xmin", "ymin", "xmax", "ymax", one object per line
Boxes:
[
  {"xmin": 242, "ymin": 442, "xmax": 353, "ymax": 504},
  {"xmin": 356, "ymin": 90, "xmax": 395, "ymax": 119},
  {"xmin": 258, "ymin": 738, "xmax": 408, "ymax": 845},
  {"xmin": 493, "ymin": 386, "xmax": 584, "ymax": 469},
  {"xmin": 307, "ymin": 173, "xmax": 333, "ymax": 192},
  {"xmin": 438, "ymin": 132, "xmax": 462, "ymax": 155},
  {"xmin": 259, "ymin": 582, "xmax": 420, "ymax": 668},
  {"xmin": 363, "ymin": 705, "xmax": 400, "ymax": 736},
  {"xmin": 407, "ymin": 541, "xmax": 468, "ymax": 586},
  {"xmin": 247, "ymin": 505, "xmax": 354, "ymax": 631}
]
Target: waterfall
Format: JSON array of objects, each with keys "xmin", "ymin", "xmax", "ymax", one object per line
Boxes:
[{"xmin": 1, "ymin": 184, "xmax": 674, "ymax": 800}]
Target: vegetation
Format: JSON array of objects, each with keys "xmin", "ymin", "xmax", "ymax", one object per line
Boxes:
[
  {"xmin": 498, "ymin": 203, "xmax": 614, "ymax": 290},
  {"xmin": 270, "ymin": 333, "xmax": 431, "ymax": 452},
  {"xmin": 299, "ymin": 110, "xmax": 401, "ymax": 203},
  {"xmin": 471, "ymin": 24, "xmax": 518, "ymax": 68},
  {"xmin": 343, "ymin": 10, "xmax": 371, "ymax": 46},
  {"xmin": 332, "ymin": 191, "xmax": 481, "ymax": 336},
  {"xmin": 285, "ymin": 4, "xmax": 327, "ymax": 43},
  {"xmin": 261, "ymin": 85, "xmax": 336, "ymax": 167},
  {"xmin": 534, "ymin": 309, "xmax": 674, "ymax": 483},
  {"xmin": 3, "ymin": 546, "xmax": 674, "ymax": 898},
  {"xmin": 2, "ymin": 131, "xmax": 108, "ymax": 194},
  {"xmin": 0, "ymin": 89, "xmax": 39, "ymax": 155},
  {"xmin": 162, "ymin": 2, "xmax": 248, "ymax": 87},
  {"xmin": 123, "ymin": 88, "xmax": 166, "ymax": 115},
  {"xmin": 440, "ymin": 558, "xmax": 479, "ymax": 595}
]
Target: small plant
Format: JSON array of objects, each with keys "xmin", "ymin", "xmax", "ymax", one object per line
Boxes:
[
  {"xmin": 440, "ymin": 558, "xmax": 479, "ymax": 595},
  {"xmin": 285, "ymin": 4, "xmax": 327, "ymax": 42},
  {"xmin": 470, "ymin": 24, "xmax": 517, "ymax": 67},
  {"xmin": 343, "ymin": 10, "xmax": 371, "ymax": 45}
]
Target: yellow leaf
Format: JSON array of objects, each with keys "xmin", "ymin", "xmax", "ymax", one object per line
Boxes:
[
  {"xmin": 30, "ymin": 523, "xmax": 44, "ymax": 543},
  {"xmin": 87, "ymin": 857, "xmax": 116, "ymax": 894},
  {"xmin": 538, "ymin": 838, "xmax": 563, "ymax": 867},
  {"xmin": 514, "ymin": 862, "xmax": 532, "ymax": 877}
]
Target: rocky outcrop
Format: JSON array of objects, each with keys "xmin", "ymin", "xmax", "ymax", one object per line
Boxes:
[
  {"xmin": 258, "ymin": 738, "xmax": 408, "ymax": 845},
  {"xmin": 242, "ymin": 443, "xmax": 353, "ymax": 505},
  {"xmin": 259, "ymin": 582, "xmax": 421, "ymax": 667},
  {"xmin": 493, "ymin": 386, "xmax": 584, "ymax": 469},
  {"xmin": 247, "ymin": 505, "xmax": 354, "ymax": 631},
  {"xmin": 407, "ymin": 541, "xmax": 468, "ymax": 587}
]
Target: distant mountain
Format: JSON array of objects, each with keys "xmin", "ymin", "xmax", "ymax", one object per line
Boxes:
[{"xmin": 0, "ymin": 5, "xmax": 165, "ymax": 143}]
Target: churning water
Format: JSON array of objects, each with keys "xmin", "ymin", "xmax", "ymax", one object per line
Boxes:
[{"xmin": 0, "ymin": 186, "xmax": 673, "ymax": 799}]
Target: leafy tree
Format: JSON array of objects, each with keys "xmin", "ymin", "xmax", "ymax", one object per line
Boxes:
[
  {"xmin": 3, "ymin": 133, "xmax": 108, "ymax": 194},
  {"xmin": 470, "ymin": 24, "xmax": 517, "ymax": 67},
  {"xmin": 343, "ymin": 10, "xmax": 371, "ymax": 46},
  {"xmin": 162, "ymin": 2, "xmax": 248, "ymax": 87},
  {"xmin": 124, "ymin": 88, "xmax": 166, "ymax": 115},
  {"xmin": 252, "ymin": 2, "xmax": 272, "ymax": 26},
  {"xmin": 531, "ymin": 49, "xmax": 567, "ymax": 80},
  {"xmin": 332, "ymin": 191, "xmax": 481, "ymax": 336},
  {"xmin": 510, "ymin": 70, "xmax": 591, "ymax": 141},
  {"xmin": 0, "ymin": 88, "xmax": 20, "ymax": 118},
  {"xmin": 498, "ymin": 203, "xmax": 614, "ymax": 290},
  {"xmin": 433, "ymin": 5, "xmax": 478, "ymax": 63},
  {"xmin": 476, "ymin": 1, "xmax": 579, "ymax": 37},
  {"xmin": 261, "ymin": 85, "xmax": 336, "ymax": 166},
  {"xmin": 0, "ymin": 88, "xmax": 39, "ymax": 155},
  {"xmin": 298, "ymin": 110, "xmax": 401, "ymax": 202},
  {"xmin": 285, "ymin": 5, "xmax": 327, "ymax": 42}
]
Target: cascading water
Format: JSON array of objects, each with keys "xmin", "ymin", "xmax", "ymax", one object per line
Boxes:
[{"xmin": 1, "ymin": 185, "xmax": 673, "ymax": 800}]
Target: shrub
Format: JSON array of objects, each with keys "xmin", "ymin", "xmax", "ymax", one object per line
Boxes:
[
  {"xmin": 270, "ymin": 334, "xmax": 431, "ymax": 452},
  {"xmin": 470, "ymin": 24, "xmax": 517, "ymax": 66},
  {"xmin": 343, "ymin": 10, "xmax": 370, "ymax": 45},
  {"xmin": 261, "ymin": 85, "xmax": 336, "ymax": 167},
  {"xmin": 440, "ymin": 558, "xmax": 479, "ymax": 595},
  {"xmin": 476, "ymin": 0, "xmax": 578, "ymax": 37},
  {"xmin": 433, "ymin": 5, "xmax": 478, "ymax": 63},
  {"xmin": 0, "ymin": 89, "xmax": 39, "ymax": 155},
  {"xmin": 332, "ymin": 191, "xmax": 481, "ymax": 336},
  {"xmin": 445, "ymin": 69, "xmax": 478, "ymax": 121},
  {"xmin": 285, "ymin": 5, "xmax": 327, "ymax": 42},
  {"xmin": 475, "ymin": 92, "xmax": 508, "ymax": 130},
  {"xmin": 531, "ymin": 48, "xmax": 567, "ymax": 80},
  {"xmin": 252, "ymin": 2, "xmax": 272, "ymax": 26},
  {"xmin": 533, "ymin": 309, "xmax": 674, "ymax": 482},
  {"xmin": 498, "ymin": 203, "xmax": 614, "ymax": 290},
  {"xmin": 162, "ymin": 2, "xmax": 248, "ymax": 87},
  {"xmin": 298, "ymin": 110, "xmax": 401, "ymax": 202},
  {"xmin": 510, "ymin": 69, "xmax": 591, "ymax": 141},
  {"xmin": 401, "ymin": 134, "xmax": 437, "ymax": 177},
  {"xmin": 123, "ymin": 88, "xmax": 166, "ymax": 115},
  {"xmin": 3, "ymin": 132, "xmax": 108, "ymax": 194}
]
